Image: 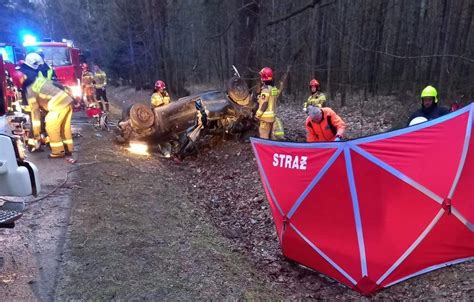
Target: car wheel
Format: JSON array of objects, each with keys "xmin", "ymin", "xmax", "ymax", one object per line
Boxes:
[
  {"xmin": 226, "ymin": 76, "xmax": 249, "ymax": 104},
  {"xmin": 129, "ymin": 103, "xmax": 154, "ymax": 130}
]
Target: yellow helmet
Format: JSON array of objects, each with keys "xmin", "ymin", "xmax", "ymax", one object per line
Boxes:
[{"xmin": 421, "ymin": 85, "xmax": 438, "ymax": 103}]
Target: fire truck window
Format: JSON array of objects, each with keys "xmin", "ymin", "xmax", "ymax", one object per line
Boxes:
[
  {"xmin": 42, "ymin": 47, "xmax": 72, "ymax": 67},
  {"xmin": 0, "ymin": 46, "xmax": 15, "ymax": 64}
]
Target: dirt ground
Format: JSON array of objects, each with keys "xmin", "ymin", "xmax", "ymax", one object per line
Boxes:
[
  {"xmin": 53, "ymin": 126, "xmax": 285, "ymax": 300},
  {"xmin": 2, "ymin": 87, "xmax": 472, "ymax": 300}
]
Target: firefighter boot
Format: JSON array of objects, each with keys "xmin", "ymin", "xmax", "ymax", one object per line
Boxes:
[{"xmin": 105, "ymin": 102, "xmax": 110, "ymax": 112}]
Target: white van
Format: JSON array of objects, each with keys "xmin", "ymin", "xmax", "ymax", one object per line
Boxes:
[{"xmin": 0, "ymin": 54, "xmax": 41, "ymax": 227}]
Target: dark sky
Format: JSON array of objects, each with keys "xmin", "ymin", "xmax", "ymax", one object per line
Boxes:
[{"xmin": 0, "ymin": 6, "xmax": 41, "ymax": 44}]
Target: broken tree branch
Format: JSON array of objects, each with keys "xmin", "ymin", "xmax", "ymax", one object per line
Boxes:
[
  {"xmin": 358, "ymin": 46, "xmax": 474, "ymax": 64},
  {"xmin": 268, "ymin": 0, "xmax": 322, "ymax": 26},
  {"xmin": 278, "ymin": 42, "xmax": 307, "ymax": 93}
]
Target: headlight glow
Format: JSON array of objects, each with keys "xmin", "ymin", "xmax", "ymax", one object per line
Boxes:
[
  {"xmin": 70, "ymin": 85, "xmax": 82, "ymax": 97},
  {"xmin": 127, "ymin": 142, "xmax": 149, "ymax": 155}
]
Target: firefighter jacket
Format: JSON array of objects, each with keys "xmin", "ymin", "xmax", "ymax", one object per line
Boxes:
[
  {"xmin": 23, "ymin": 71, "xmax": 72, "ymax": 139},
  {"xmin": 38, "ymin": 63, "xmax": 56, "ymax": 80},
  {"xmin": 82, "ymin": 71, "xmax": 95, "ymax": 96},
  {"xmin": 18, "ymin": 63, "xmax": 48, "ymax": 116},
  {"xmin": 18, "ymin": 64, "xmax": 38, "ymax": 91},
  {"xmin": 94, "ymin": 70, "xmax": 107, "ymax": 89},
  {"xmin": 407, "ymin": 103, "xmax": 450, "ymax": 126},
  {"xmin": 304, "ymin": 92, "xmax": 326, "ymax": 109},
  {"xmin": 306, "ymin": 107, "xmax": 346, "ymax": 142},
  {"xmin": 256, "ymin": 85, "xmax": 279, "ymax": 123},
  {"xmin": 151, "ymin": 91, "xmax": 170, "ymax": 108}
]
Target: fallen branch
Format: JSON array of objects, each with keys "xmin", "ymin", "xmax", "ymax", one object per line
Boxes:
[
  {"xmin": 359, "ymin": 46, "xmax": 474, "ymax": 64},
  {"xmin": 205, "ymin": 19, "xmax": 235, "ymax": 40}
]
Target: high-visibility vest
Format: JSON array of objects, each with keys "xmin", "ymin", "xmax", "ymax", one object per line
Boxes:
[
  {"xmin": 82, "ymin": 71, "xmax": 94, "ymax": 87},
  {"xmin": 94, "ymin": 70, "xmax": 107, "ymax": 88},
  {"xmin": 304, "ymin": 92, "xmax": 326, "ymax": 109},
  {"xmin": 151, "ymin": 91, "xmax": 171, "ymax": 108},
  {"xmin": 256, "ymin": 85, "xmax": 279, "ymax": 123},
  {"xmin": 31, "ymin": 71, "xmax": 48, "ymax": 94}
]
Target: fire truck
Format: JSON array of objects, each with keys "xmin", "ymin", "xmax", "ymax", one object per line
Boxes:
[
  {"xmin": 0, "ymin": 43, "xmax": 23, "ymax": 110},
  {"xmin": 24, "ymin": 39, "xmax": 83, "ymax": 99},
  {"xmin": 0, "ymin": 43, "xmax": 22, "ymax": 80}
]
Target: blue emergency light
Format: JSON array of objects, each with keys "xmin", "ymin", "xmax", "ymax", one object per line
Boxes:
[{"xmin": 22, "ymin": 34, "xmax": 38, "ymax": 46}]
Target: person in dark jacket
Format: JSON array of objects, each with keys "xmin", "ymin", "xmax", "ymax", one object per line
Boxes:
[
  {"xmin": 408, "ymin": 85, "xmax": 449, "ymax": 126},
  {"xmin": 36, "ymin": 50, "xmax": 57, "ymax": 81}
]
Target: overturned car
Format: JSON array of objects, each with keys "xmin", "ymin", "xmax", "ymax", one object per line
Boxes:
[{"xmin": 116, "ymin": 77, "xmax": 257, "ymax": 156}]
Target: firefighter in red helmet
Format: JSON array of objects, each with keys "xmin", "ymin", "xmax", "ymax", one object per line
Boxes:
[
  {"xmin": 81, "ymin": 63, "xmax": 96, "ymax": 107},
  {"xmin": 255, "ymin": 67, "xmax": 280, "ymax": 139},
  {"xmin": 151, "ymin": 80, "xmax": 171, "ymax": 108},
  {"xmin": 303, "ymin": 79, "xmax": 327, "ymax": 112}
]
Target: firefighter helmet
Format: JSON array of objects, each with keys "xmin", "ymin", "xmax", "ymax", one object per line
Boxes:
[
  {"xmin": 155, "ymin": 80, "xmax": 166, "ymax": 90},
  {"xmin": 24, "ymin": 53, "xmax": 44, "ymax": 70},
  {"xmin": 309, "ymin": 79, "xmax": 320, "ymax": 89},
  {"xmin": 409, "ymin": 116, "xmax": 428, "ymax": 126},
  {"xmin": 421, "ymin": 85, "xmax": 438, "ymax": 103},
  {"xmin": 36, "ymin": 49, "xmax": 45, "ymax": 59},
  {"xmin": 259, "ymin": 67, "xmax": 273, "ymax": 81}
]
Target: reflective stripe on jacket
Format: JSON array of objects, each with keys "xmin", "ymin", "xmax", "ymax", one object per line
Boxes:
[
  {"xmin": 31, "ymin": 72, "xmax": 48, "ymax": 93},
  {"xmin": 151, "ymin": 91, "xmax": 171, "ymax": 108},
  {"xmin": 94, "ymin": 70, "xmax": 107, "ymax": 88},
  {"xmin": 306, "ymin": 107, "xmax": 346, "ymax": 142},
  {"xmin": 304, "ymin": 92, "xmax": 326, "ymax": 109},
  {"xmin": 256, "ymin": 85, "xmax": 279, "ymax": 123},
  {"xmin": 82, "ymin": 71, "xmax": 94, "ymax": 87}
]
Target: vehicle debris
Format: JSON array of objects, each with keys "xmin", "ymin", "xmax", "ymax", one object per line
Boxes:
[{"xmin": 116, "ymin": 76, "xmax": 257, "ymax": 157}]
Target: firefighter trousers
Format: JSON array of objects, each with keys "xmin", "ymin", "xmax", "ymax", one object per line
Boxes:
[
  {"xmin": 258, "ymin": 121, "xmax": 273, "ymax": 139},
  {"xmin": 45, "ymin": 104, "xmax": 73, "ymax": 157},
  {"xmin": 39, "ymin": 83, "xmax": 74, "ymax": 157},
  {"xmin": 27, "ymin": 82, "xmax": 72, "ymax": 143},
  {"xmin": 96, "ymin": 88, "xmax": 109, "ymax": 111}
]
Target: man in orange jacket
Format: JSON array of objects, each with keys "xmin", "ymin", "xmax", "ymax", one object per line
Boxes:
[{"xmin": 306, "ymin": 106, "xmax": 346, "ymax": 142}]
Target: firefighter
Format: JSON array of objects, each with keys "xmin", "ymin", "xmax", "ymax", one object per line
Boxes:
[
  {"xmin": 272, "ymin": 117, "xmax": 285, "ymax": 140},
  {"xmin": 81, "ymin": 63, "xmax": 96, "ymax": 107},
  {"xmin": 407, "ymin": 85, "xmax": 450, "ymax": 126},
  {"xmin": 19, "ymin": 53, "xmax": 74, "ymax": 158},
  {"xmin": 150, "ymin": 80, "xmax": 171, "ymax": 108},
  {"xmin": 303, "ymin": 79, "xmax": 326, "ymax": 112},
  {"xmin": 36, "ymin": 49, "xmax": 57, "ymax": 81},
  {"xmin": 306, "ymin": 106, "xmax": 346, "ymax": 142},
  {"xmin": 255, "ymin": 67, "xmax": 279, "ymax": 139},
  {"xmin": 94, "ymin": 65, "xmax": 109, "ymax": 111}
]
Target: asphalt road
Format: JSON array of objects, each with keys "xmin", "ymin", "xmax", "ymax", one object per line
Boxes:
[{"xmin": 0, "ymin": 111, "xmax": 86, "ymax": 301}]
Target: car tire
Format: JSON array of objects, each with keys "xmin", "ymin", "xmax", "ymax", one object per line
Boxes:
[
  {"xmin": 226, "ymin": 76, "xmax": 249, "ymax": 104},
  {"xmin": 129, "ymin": 103, "xmax": 154, "ymax": 130}
]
